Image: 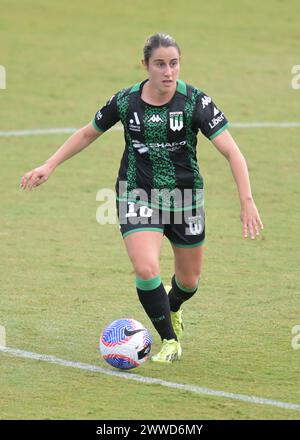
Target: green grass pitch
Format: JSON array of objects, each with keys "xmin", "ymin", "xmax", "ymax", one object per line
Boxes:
[{"xmin": 0, "ymin": 0, "xmax": 299, "ymax": 420}]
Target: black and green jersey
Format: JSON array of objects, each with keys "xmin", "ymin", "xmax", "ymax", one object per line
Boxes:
[{"xmin": 92, "ymin": 79, "xmax": 229, "ymax": 210}]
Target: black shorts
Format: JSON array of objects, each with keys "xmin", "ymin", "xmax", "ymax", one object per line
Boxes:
[{"xmin": 117, "ymin": 200, "xmax": 205, "ymax": 248}]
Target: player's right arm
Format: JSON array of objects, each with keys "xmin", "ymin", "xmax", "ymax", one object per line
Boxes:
[
  {"xmin": 20, "ymin": 123, "xmax": 103, "ymax": 190},
  {"xmin": 21, "ymin": 92, "xmax": 120, "ymax": 190}
]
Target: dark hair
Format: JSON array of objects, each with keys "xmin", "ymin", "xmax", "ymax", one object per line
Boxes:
[{"xmin": 143, "ymin": 33, "xmax": 181, "ymax": 65}]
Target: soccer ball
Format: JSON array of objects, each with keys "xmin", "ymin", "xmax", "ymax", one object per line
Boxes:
[{"xmin": 99, "ymin": 318, "xmax": 152, "ymax": 370}]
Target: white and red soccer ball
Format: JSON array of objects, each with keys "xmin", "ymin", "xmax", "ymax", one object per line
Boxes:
[{"xmin": 99, "ymin": 318, "xmax": 151, "ymax": 370}]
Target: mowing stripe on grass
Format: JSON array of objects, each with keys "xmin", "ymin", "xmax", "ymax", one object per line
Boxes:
[
  {"xmin": 1, "ymin": 122, "xmax": 300, "ymax": 137},
  {"xmin": 1, "ymin": 345, "xmax": 300, "ymax": 412}
]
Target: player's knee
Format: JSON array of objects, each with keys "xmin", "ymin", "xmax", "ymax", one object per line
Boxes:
[
  {"xmin": 134, "ymin": 261, "xmax": 160, "ymax": 281},
  {"xmin": 177, "ymin": 273, "xmax": 201, "ymax": 290}
]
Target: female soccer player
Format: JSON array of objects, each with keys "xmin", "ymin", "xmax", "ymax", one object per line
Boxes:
[{"xmin": 21, "ymin": 33, "xmax": 263, "ymax": 364}]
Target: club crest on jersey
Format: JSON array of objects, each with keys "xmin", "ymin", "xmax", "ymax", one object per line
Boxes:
[{"xmin": 169, "ymin": 111, "xmax": 183, "ymax": 131}]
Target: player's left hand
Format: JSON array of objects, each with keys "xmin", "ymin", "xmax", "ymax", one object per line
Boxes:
[{"xmin": 240, "ymin": 198, "xmax": 264, "ymax": 239}]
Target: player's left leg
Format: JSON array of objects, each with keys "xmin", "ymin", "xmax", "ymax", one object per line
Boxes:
[
  {"xmin": 164, "ymin": 204, "xmax": 205, "ymax": 340},
  {"xmin": 172, "ymin": 243, "xmax": 204, "ymax": 292},
  {"xmin": 168, "ymin": 244, "xmax": 204, "ymax": 340}
]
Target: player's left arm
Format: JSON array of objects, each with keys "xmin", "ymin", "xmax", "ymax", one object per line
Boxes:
[{"xmin": 211, "ymin": 129, "xmax": 264, "ymax": 239}]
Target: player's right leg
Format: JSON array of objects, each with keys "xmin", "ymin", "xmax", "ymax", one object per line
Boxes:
[
  {"xmin": 124, "ymin": 231, "xmax": 181, "ymax": 363},
  {"xmin": 117, "ymin": 201, "xmax": 182, "ymax": 363},
  {"xmin": 124, "ymin": 231, "xmax": 176, "ymax": 340}
]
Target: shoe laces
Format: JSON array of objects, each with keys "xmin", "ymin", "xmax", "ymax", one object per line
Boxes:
[{"xmin": 160, "ymin": 338, "xmax": 177, "ymax": 352}]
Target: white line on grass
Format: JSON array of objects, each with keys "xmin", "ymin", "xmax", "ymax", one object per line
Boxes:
[
  {"xmin": 230, "ymin": 122, "xmax": 300, "ymax": 128},
  {"xmin": 0, "ymin": 326, "xmax": 6, "ymax": 347},
  {"xmin": 1, "ymin": 345, "xmax": 300, "ymax": 413},
  {"xmin": 1, "ymin": 122, "xmax": 300, "ymax": 137},
  {"xmin": 0, "ymin": 128, "xmax": 79, "ymax": 137}
]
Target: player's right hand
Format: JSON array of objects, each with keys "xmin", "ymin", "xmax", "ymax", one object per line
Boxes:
[{"xmin": 20, "ymin": 163, "xmax": 54, "ymax": 191}]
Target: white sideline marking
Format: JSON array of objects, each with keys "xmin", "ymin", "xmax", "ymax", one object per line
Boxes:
[
  {"xmin": 0, "ymin": 128, "xmax": 79, "ymax": 137},
  {"xmin": 232, "ymin": 122, "xmax": 300, "ymax": 128},
  {"xmin": 0, "ymin": 65, "xmax": 6, "ymax": 89},
  {"xmin": 1, "ymin": 122, "xmax": 300, "ymax": 137},
  {"xmin": 0, "ymin": 326, "xmax": 6, "ymax": 347},
  {"xmin": 1, "ymin": 345, "xmax": 300, "ymax": 412}
]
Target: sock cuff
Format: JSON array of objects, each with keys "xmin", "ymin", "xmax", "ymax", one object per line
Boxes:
[
  {"xmin": 173, "ymin": 275, "xmax": 199, "ymax": 293},
  {"xmin": 136, "ymin": 275, "xmax": 162, "ymax": 291}
]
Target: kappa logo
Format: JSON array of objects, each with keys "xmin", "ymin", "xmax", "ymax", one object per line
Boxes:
[
  {"xmin": 148, "ymin": 114, "xmax": 163, "ymax": 123},
  {"xmin": 201, "ymin": 95, "xmax": 212, "ymax": 109},
  {"xmin": 169, "ymin": 111, "xmax": 183, "ymax": 131},
  {"xmin": 96, "ymin": 110, "xmax": 103, "ymax": 120}
]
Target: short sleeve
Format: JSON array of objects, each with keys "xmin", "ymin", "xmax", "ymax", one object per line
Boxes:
[
  {"xmin": 92, "ymin": 94, "xmax": 120, "ymax": 133},
  {"xmin": 193, "ymin": 92, "xmax": 229, "ymax": 140}
]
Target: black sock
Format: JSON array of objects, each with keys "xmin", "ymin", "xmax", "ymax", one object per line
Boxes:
[
  {"xmin": 136, "ymin": 275, "xmax": 177, "ymax": 341},
  {"xmin": 168, "ymin": 274, "xmax": 199, "ymax": 312}
]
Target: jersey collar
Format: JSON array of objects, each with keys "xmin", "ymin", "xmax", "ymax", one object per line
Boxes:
[{"xmin": 130, "ymin": 79, "xmax": 187, "ymax": 97}]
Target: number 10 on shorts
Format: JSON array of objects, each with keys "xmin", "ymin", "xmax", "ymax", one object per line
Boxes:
[{"xmin": 126, "ymin": 202, "xmax": 153, "ymax": 218}]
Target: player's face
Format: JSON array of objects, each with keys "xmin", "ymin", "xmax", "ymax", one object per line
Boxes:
[{"xmin": 144, "ymin": 46, "xmax": 180, "ymax": 94}]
